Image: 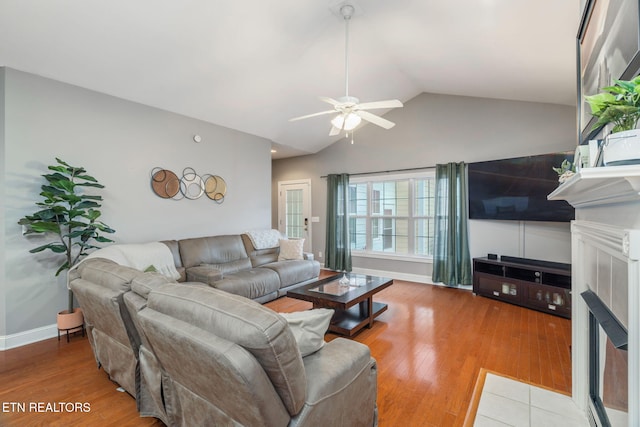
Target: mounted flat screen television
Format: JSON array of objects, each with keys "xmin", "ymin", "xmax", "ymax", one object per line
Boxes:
[{"xmin": 468, "ymin": 153, "xmax": 575, "ymax": 222}]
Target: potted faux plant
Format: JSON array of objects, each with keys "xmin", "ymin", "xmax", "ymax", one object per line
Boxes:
[
  {"xmin": 585, "ymin": 75, "xmax": 640, "ymax": 165},
  {"xmin": 18, "ymin": 158, "xmax": 115, "ymax": 332},
  {"xmin": 552, "ymin": 158, "xmax": 576, "ymax": 184}
]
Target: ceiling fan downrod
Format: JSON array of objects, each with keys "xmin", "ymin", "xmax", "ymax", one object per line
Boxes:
[
  {"xmin": 288, "ymin": 2, "xmax": 402, "ymax": 134},
  {"xmin": 341, "ymin": 4, "xmax": 355, "ymax": 100}
]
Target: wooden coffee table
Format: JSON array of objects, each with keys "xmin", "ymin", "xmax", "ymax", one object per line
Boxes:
[{"xmin": 286, "ymin": 273, "xmax": 393, "ymax": 337}]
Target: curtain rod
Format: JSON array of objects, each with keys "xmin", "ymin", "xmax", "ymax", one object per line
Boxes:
[{"xmin": 321, "ymin": 165, "xmax": 435, "ymax": 179}]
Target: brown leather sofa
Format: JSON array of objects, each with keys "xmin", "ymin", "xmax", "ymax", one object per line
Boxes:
[{"xmin": 70, "ymin": 258, "xmax": 378, "ymax": 426}]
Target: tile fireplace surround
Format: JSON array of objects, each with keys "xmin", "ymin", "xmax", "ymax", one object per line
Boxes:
[{"xmin": 549, "ymin": 165, "xmax": 640, "ymax": 426}]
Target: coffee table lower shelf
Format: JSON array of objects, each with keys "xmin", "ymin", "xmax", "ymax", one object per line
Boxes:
[{"xmin": 326, "ymin": 301, "xmax": 388, "ymax": 337}]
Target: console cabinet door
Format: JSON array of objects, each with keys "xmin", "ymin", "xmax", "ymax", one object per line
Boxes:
[
  {"xmin": 524, "ymin": 283, "xmax": 571, "ymax": 318},
  {"xmin": 474, "ymin": 273, "xmax": 522, "ymax": 304}
]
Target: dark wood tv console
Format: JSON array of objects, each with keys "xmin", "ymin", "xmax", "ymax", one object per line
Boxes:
[{"xmin": 472, "ymin": 256, "xmax": 571, "ymax": 318}]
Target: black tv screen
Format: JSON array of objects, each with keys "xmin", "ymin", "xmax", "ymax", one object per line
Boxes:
[{"xmin": 468, "ymin": 153, "xmax": 575, "ymax": 222}]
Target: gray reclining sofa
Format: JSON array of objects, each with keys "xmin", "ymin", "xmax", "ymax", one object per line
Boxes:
[
  {"xmin": 69, "ymin": 234, "xmax": 378, "ymax": 426},
  {"xmin": 164, "ymin": 233, "xmax": 320, "ymax": 303}
]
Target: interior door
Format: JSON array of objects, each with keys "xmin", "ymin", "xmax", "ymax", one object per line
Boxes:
[{"xmin": 278, "ymin": 180, "xmax": 312, "ymax": 253}]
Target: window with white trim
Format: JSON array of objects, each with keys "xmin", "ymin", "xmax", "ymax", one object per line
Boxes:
[{"xmin": 348, "ymin": 172, "xmax": 436, "ymax": 258}]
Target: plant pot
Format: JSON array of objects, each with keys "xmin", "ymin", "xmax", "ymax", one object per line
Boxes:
[
  {"xmin": 57, "ymin": 308, "xmax": 84, "ymax": 331},
  {"xmin": 603, "ymin": 129, "xmax": 640, "ymax": 166}
]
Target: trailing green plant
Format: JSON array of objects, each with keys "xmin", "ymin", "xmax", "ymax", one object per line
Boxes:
[
  {"xmin": 18, "ymin": 158, "xmax": 115, "ymax": 313},
  {"xmin": 585, "ymin": 75, "xmax": 640, "ymax": 133}
]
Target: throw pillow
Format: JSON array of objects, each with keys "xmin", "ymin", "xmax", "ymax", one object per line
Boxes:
[
  {"xmin": 278, "ymin": 238, "xmax": 305, "ymax": 261},
  {"xmin": 279, "ymin": 308, "xmax": 334, "ymax": 357}
]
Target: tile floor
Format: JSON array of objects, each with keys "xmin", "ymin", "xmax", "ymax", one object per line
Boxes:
[{"xmin": 474, "ymin": 373, "xmax": 589, "ymax": 427}]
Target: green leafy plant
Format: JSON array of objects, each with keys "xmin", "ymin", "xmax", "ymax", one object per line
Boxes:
[
  {"xmin": 18, "ymin": 158, "xmax": 115, "ymax": 313},
  {"xmin": 552, "ymin": 159, "xmax": 575, "ymax": 176},
  {"xmin": 552, "ymin": 159, "xmax": 576, "ymax": 184},
  {"xmin": 585, "ymin": 75, "xmax": 640, "ymax": 133}
]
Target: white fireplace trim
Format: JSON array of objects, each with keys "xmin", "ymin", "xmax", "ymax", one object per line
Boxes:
[{"xmin": 571, "ymin": 220, "xmax": 639, "ymax": 426}]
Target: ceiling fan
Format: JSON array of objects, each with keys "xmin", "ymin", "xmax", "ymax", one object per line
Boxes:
[{"xmin": 289, "ymin": 3, "xmax": 403, "ymax": 136}]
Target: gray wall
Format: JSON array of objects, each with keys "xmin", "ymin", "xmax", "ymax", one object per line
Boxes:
[
  {"xmin": 2, "ymin": 68, "xmax": 272, "ymax": 338},
  {"xmin": 0, "ymin": 67, "xmax": 6, "ymax": 337},
  {"xmin": 272, "ymin": 92, "xmax": 577, "ymax": 280}
]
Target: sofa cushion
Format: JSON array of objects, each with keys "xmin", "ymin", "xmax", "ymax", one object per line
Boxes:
[
  {"xmin": 73, "ymin": 258, "xmax": 144, "ymax": 292},
  {"xmin": 241, "ymin": 233, "xmax": 279, "ymax": 267},
  {"xmin": 280, "ymin": 309, "xmax": 334, "ymax": 357},
  {"xmin": 131, "ymin": 271, "xmax": 176, "ymax": 299},
  {"xmin": 262, "ymin": 260, "xmax": 321, "ymax": 288},
  {"xmin": 213, "ymin": 268, "xmax": 280, "ymax": 300},
  {"xmin": 179, "ymin": 235, "xmax": 252, "ymax": 273},
  {"xmin": 279, "ymin": 239, "xmax": 305, "ymax": 261},
  {"xmin": 145, "ymin": 284, "xmax": 307, "ymax": 416},
  {"xmin": 185, "ymin": 265, "xmax": 224, "ymax": 285}
]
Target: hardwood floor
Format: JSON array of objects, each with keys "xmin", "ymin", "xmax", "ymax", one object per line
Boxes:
[{"xmin": 0, "ymin": 275, "xmax": 571, "ymax": 426}]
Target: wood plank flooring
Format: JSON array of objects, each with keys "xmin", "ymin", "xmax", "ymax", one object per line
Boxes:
[{"xmin": 0, "ymin": 275, "xmax": 571, "ymax": 426}]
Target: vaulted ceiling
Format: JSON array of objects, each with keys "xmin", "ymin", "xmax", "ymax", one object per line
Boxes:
[{"xmin": 0, "ymin": 0, "xmax": 581, "ymax": 158}]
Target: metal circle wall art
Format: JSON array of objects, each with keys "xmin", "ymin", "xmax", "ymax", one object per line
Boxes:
[
  {"xmin": 203, "ymin": 174, "xmax": 227, "ymax": 202},
  {"xmin": 180, "ymin": 167, "xmax": 205, "ymax": 200},
  {"xmin": 151, "ymin": 168, "xmax": 181, "ymax": 199},
  {"xmin": 151, "ymin": 167, "xmax": 226, "ymax": 203}
]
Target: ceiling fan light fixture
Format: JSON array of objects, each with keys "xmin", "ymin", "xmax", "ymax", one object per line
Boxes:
[
  {"xmin": 289, "ymin": 3, "xmax": 402, "ymax": 135},
  {"xmin": 331, "ymin": 112, "xmax": 361, "ymax": 131}
]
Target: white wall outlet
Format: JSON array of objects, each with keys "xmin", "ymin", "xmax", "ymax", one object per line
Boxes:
[{"xmin": 318, "ymin": 251, "xmax": 323, "ymax": 258}]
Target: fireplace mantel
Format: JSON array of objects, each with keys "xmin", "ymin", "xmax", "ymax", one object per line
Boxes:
[
  {"xmin": 549, "ymin": 164, "xmax": 640, "ymax": 427},
  {"xmin": 548, "ymin": 165, "xmax": 640, "ymax": 208}
]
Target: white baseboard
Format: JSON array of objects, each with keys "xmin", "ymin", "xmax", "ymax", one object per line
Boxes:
[
  {"xmin": 349, "ymin": 266, "xmax": 433, "ymax": 285},
  {"xmin": 0, "ymin": 323, "xmax": 58, "ymax": 351},
  {"xmin": 322, "ymin": 265, "xmax": 472, "ymax": 290},
  {"xmin": 319, "ymin": 262, "xmax": 433, "ymax": 284}
]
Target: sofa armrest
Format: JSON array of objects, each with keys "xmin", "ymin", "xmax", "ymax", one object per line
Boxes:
[
  {"xmin": 291, "ymin": 338, "xmax": 377, "ymax": 426},
  {"xmin": 303, "ymin": 252, "xmax": 314, "ymax": 261},
  {"xmin": 185, "ymin": 265, "xmax": 224, "ymax": 285}
]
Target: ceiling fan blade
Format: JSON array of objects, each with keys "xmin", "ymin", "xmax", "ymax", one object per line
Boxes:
[
  {"xmin": 329, "ymin": 126, "xmax": 342, "ymax": 136},
  {"xmin": 289, "ymin": 110, "xmax": 336, "ymax": 122},
  {"xmin": 319, "ymin": 96, "xmax": 343, "ymax": 107},
  {"xmin": 355, "ymin": 110, "xmax": 396, "ymax": 130},
  {"xmin": 355, "ymin": 99, "xmax": 403, "ymax": 110}
]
